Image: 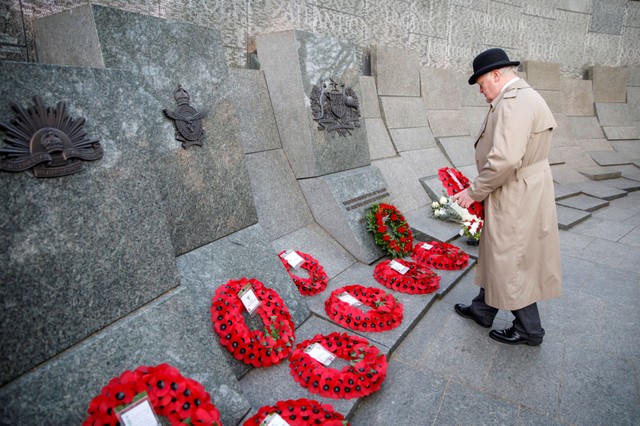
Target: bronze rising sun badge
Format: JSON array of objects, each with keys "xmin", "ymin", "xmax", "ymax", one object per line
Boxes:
[{"xmin": 0, "ymin": 96, "xmax": 102, "ymax": 178}]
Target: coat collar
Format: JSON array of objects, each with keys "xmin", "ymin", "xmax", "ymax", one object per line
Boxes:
[{"xmin": 490, "ymin": 78, "xmax": 530, "ymax": 109}]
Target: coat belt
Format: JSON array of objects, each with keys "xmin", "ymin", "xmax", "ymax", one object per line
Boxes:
[{"xmin": 515, "ymin": 160, "xmax": 550, "ymax": 180}]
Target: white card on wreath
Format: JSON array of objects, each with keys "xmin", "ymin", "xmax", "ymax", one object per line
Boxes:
[
  {"xmin": 116, "ymin": 395, "xmax": 160, "ymax": 426},
  {"xmin": 238, "ymin": 283, "xmax": 260, "ymax": 314},
  {"xmin": 337, "ymin": 292, "xmax": 363, "ymax": 307},
  {"xmin": 305, "ymin": 342, "xmax": 336, "ymax": 366},
  {"xmin": 389, "ymin": 260, "xmax": 409, "ymax": 275},
  {"xmin": 282, "ymin": 250, "xmax": 305, "ymax": 269},
  {"xmin": 260, "ymin": 413, "xmax": 291, "ymax": 426},
  {"xmin": 422, "ymin": 243, "xmax": 434, "ymax": 250}
]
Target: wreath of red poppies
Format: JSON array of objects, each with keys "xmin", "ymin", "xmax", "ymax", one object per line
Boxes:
[
  {"xmin": 324, "ymin": 285, "xmax": 403, "ymax": 332},
  {"xmin": 211, "ymin": 277, "xmax": 295, "ymax": 368},
  {"xmin": 243, "ymin": 398, "xmax": 349, "ymax": 426},
  {"xmin": 412, "ymin": 241, "xmax": 469, "ymax": 270},
  {"xmin": 84, "ymin": 363, "xmax": 222, "ymax": 426},
  {"xmin": 278, "ymin": 250, "xmax": 329, "ymax": 296},
  {"xmin": 438, "ymin": 167, "xmax": 484, "ymax": 220},
  {"xmin": 289, "ymin": 332, "xmax": 388, "ymax": 399},
  {"xmin": 366, "ymin": 203, "xmax": 413, "ymax": 258},
  {"xmin": 373, "ymin": 258, "xmax": 440, "ymax": 295}
]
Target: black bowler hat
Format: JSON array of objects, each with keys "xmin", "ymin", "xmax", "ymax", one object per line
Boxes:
[{"xmin": 468, "ymin": 48, "xmax": 520, "ymax": 85}]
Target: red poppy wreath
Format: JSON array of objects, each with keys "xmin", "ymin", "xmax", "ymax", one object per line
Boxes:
[
  {"xmin": 412, "ymin": 241, "xmax": 469, "ymax": 270},
  {"xmin": 324, "ymin": 285, "xmax": 403, "ymax": 332},
  {"xmin": 84, "ymin": 363, "xmax": 222, "ymax": 426},
  {"xmin": 278, "ymin": 250, "xmax": 329, "ymax": 296},
  {"xmin": 373, "ymin": 258, "xmax": 440, "ymax": 295},
  {"xmin": 211, "ymin": 277, "xmax": 295, "ymax": 368},
  {"xmin": 366, "ymin": 203, "xmax": 413, "ymax": 258},
  {"xmin": 438, "ymin": 167, "xmax": 484, "ymax": 220},
  {"xmin": 243, "ymin": 398, "xmax": 349, "ymax": 426},
  {"xmin": 289, "ymin": 332, "xmax": 388, "ymax": 399}
]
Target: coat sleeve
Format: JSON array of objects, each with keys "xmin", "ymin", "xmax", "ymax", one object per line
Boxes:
[{"xmin": 467, "ymin": 94, "xmax": 532, "ymax": 201}]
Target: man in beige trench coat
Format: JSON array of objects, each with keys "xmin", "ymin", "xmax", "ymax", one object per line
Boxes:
[{"xmin": 452, "ymin": 48, "xmax": 562, "ymax": 346}]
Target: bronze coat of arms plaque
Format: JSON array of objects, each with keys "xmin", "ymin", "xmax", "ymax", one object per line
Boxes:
[
  {"xmin": 0, "ymin": 96, "xmax": 103, "ymax": 178},
  {"xmin": 163, "ymin": 84, "xmax": 208, "ymax": 149},
  {"xmin": 310, "ymin": 78, "xmax": 360, "ymax": 137}
]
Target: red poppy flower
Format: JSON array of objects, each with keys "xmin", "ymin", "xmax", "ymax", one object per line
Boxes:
[
  {"xmin": 373, "ymin": 259, "xmax": 440, "ymax": 294},
  {"xmin": 278, "ymin": 250, "xmax": 329, "ymax": 296},
  {"xmin": 412, "ymin": 241, "xmax": 469, "ymax": 270}
]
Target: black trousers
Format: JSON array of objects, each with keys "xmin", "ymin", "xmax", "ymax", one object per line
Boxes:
[{"xmin": 470, "ymin": 288, "xmax": 545, "ymax": 343}]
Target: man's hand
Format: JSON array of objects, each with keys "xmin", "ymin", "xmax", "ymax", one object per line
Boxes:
[{"xmin": 452, "ymin": 188, "xmax": 474, "ymax": 209}]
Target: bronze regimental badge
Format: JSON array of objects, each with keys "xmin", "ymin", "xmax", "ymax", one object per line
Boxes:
[
  {"xmin": 163, "ymin": 84, "xmax": 207, "ymax": 149},
  {"xmin": 310, "ymin": 78, "xmax": 360, "ymax": 137},
  {"xmin": 0, "ymin": 96, "xmax": 102, "ymax": 178}
]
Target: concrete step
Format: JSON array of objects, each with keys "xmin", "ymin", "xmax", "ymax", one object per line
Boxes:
[
  {"xmin": 556, "ymin": 205, "xmax": 592, "ymax": 230},
  {"xmin": 556, "ymin": 194, "xmax": 609, "ymax": 212}
]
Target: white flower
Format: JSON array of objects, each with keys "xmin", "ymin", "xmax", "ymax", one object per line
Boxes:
[
  {"xmin": 434, "ymin": 209, "xmax": 441, "ymax": 216},
  {"xmin": 439, "ymin": 196, "xmax": 448, "ymax": 205},
  {"xmin": 470, "ymin": 222, "xmax": 479, "ymax": 233},
  {"xmin": 438, "ymin": 209, "xmax": 447, "ymax": 217},
  {"xmin": 459, "ymin": 229, "xmax": 464, "ymax": 236},
  {"xmin": 431, "ymin": 201, "xmax": 439, "ymax": 209}
]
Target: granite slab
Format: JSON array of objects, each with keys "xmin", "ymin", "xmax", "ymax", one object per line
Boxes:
[
  {"xmin": 568, "ymin": 116, "xmax": 606, "ymax": 139},
  {"xmin": 588, "ymin": 150, "xmax": 634, "ymax": 166},
  {"xmin": 603, "ymin": 177, "xmax": 640, "ymax": 192},
  {"xmin": 602, "ymin": 126, "xmax": 640, "ymax": 140},
  {"xmin": 556, "ymin": 194, "xmax": 610, "ymax": 212},
  {"xmin": 522, "ymin": 61, "xmax": 561, "ymax": 90},
  {"xmin": 588, "ymin": 65, "xmax": 628, "ymax": 103},
  {"xmin": 365, "ymin": 118, "xmax": 397, "ymax": 160},
  {"xmin": 360, "ymin": 75, "xmax": 382, "ymax": 118},
  {"xmin": 389, "ymin": 127, "xmax": 437, "ymax": 152},
  {"xmin": 256, "ymin": 29, "xmax": 370, "ymax": 178},
  {"xmin": 577, "ymin": 180, "xmax": 629, "ymax": 201},
  {"xmin": 610, "ymin": 140, "xmax": 640, "ymax": 160},
  {"xmin": 176, "ymin": 223, "xmax": 311, "ymax": 379},
  {"xmin": 379, "ymin": 96, "xmax": 429, "ymax": 129},
  {"xmin": 0, "ymin": 62, "xmax": 178, "ymax": 385},
  {"xmin": 551, "ymin": 164, "xmax": 592, "ymax": 184},
  {"xmin": 230, "ymin": 68, "xmax": 282, "ymax": 154},
  {"xmin": 436, "ymin": 135, "xmax": 476, "ymax": 167},
  {"xmin": 421, "ymin": 66, "xmax": 462, "ymax": 110},
  {"xmin": 298, "ymin": 166, "xmax": 388, "ymax": 264},
  {"xmin": 595, "ymin": 102, "xmax": 636, "ymax": 127},
  {"xmin": 373, "ymin": 45, "xmax": 420, "ymax": 96},
  {"xmin": 427, "ymin": 110, "xmax": 469, "ymax": 137},
  {"xmin": 561, "ymin": 78, "xmax": 595, "ymax": 117},
  {"xmin": 577, "ymin": 166, "xmax": 623, "ymax": 180},
  {"xmin": 245, "ymin": 149, "xmax": 314, "ymax": 241}
]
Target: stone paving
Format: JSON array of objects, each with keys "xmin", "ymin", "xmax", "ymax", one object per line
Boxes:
[{"xmin": 348, "ymin": 191, "xmax": 640, "ymax": 425}]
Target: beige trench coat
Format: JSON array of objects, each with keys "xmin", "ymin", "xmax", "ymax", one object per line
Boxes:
[{"xmin": 467, "ymin": 79, "xmax": 562, "ymax": 310}]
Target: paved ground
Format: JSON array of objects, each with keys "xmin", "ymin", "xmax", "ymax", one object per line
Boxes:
[{"xmin": 349, "ymin": 190, "xmax": 640, "ymax": 425}]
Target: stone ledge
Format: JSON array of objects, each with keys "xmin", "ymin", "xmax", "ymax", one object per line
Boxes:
[
  {"xmin": 556, "ymin": 205, "xmax": 592, "ymax": 230},
  {"xmin": 556, "ymin": 194, "xmax": 610, "ymax": 212}
]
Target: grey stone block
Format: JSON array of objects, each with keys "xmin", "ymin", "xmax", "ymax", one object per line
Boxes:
[
  {"xmin": 229, "ymin": 69, "xmax": 281, "ymax": 154},
  {"xmin": 405, "ymin": 206, "xmax": 463, "ymax": 244},
  {"xmin": 578, "ymin": 181, "xmax": 628, "ymax": 201},
  {"xmin": 628, "ymin": 65, "xmax": 640, "ymax": 87},
  {"xmin": 550, "ymin": 146, "xmax": 598, "ymax": 168},
  {"xmin": 33, "ymin": 4, "xmax": 105, "ymax": 68},
  {"xmin": 365, "ymin": 118, "xmax": 397, "ymax": 160},
  {"xmin": 557, "ymin": 0, "xmax": 591, "ymax": 14},
  {"xmin": 271, "ymin": 223, "xmax": 356, "ymax": 280},
  {"xmin": 522, "ymin": 61, "xmax": 561, "ymax": 90},
  {"xmin": 589, "ymin": 0, "xmax": 626, "ymax": 35},
  {"xmin": 561, "ymin": 78, "xmax": 595, "ymax": 117},
  {"xmin": 610, "ymin": 140, "xmax": 640, "ymax": 160},
  {"xmin": 554, "ymin": 183, "xmax": 582, "ymax": 201},
  {"xmin": 256, "ymin": 30, "xmax": 370, "ymax": 179},
  {"xmin": 463, "ymin": 106, "xmax": 489, "ymax": 139},
  {"xmin": 421, "ymin": 66, "xmax": 462, "ymax": 110},
  {"xmin": 604, "ymin": 177, "xmax": 640, "ymax": 192},
  {"xmin": 245, "ymin": 149, "xmax": 314, "ymax": 241},
  {"xmin": 0, "ymin": 288, "xmax": 250, "ymax": 425},
  {"xmin": 360, "ymin": 76, "xmax": 381, "ymax": 118},
  {"xmin": 176, "ymin": 223, "xmax": 311, "ymax": 379},
  {"xmin": 427, "ymin": 110, "xmax": 470, "ymax": 137},
  {"xmin": 602, "ymin": 126, "xmax": 640, "ymax": 140},
  {"xmin": 388, "ymin": 127, "xmax": 437, "ymax": 152},
  {"xmin": 437, "ymin": 135, "xmax": 476, "ymax": 167},
  {"xmin": 538, "ymin": 89, "xmax": 564, "ymax": 113},
  {"xmin": 553, "ymin": 114, "xmax": 578, "ymax": 147},
  {"xmin": 379, "ymin": 96, "xmax": 429, "ymax": 129},
  {"xmin": 420, "ymin": 175, "xmax": 447, "ymax": 202},
  {"xmin": 298, "ymin": 166, "xmax": 388, "ymax": 264},
  {"xmin": 577, "ymin": 166, "xmax": 622, "ymax": 181},
  {"xmin": 588, "ymin": 66, "xmax": 628, "ymax": 103},
  {"xmin": 595, "ymin": 103, "xmax": 635, "ymax": 127},
  {"xmin": 568, "ymin": 116, "xmax": 605, "ymax": 139},
  {"xmin": 372, "ymin": 45, "xmax": 420, "ymax": 96},
  {"xmin": 0, "ymin": 62, "xmax": 178, "ymax": 385},
  {"xmin": 88, "ymin": 5, "xmax": 257, "ymax": 255},
  {"xmin": 577, "ymin": 139, "xmax": 614, "ymax": 151},
  {"xmin": 238, "ymin": 315, "xmax": 390, "ymax": 418},
  {"xmin": 461, "ymin": 75, "xmax": 489, "ymax": 107},
  {"xmin": 551, "ymin": 164, "xmax": 591, "ymax": 184},
  {"xmin": 588, "ymin": 150, "xmax": 634, "ymax": 166},
  {"xmin": 556, "ymin": 194, "xmax": 610, "ymax": 212}
]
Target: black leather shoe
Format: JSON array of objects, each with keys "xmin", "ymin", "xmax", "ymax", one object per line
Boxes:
[
  {"xmin": 489, "ymin": 327, "xmax": 542, "ymax": 346},
  {"xmin": 454, "ymin": 304, "xmax": 492, "ymax": 328}
]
